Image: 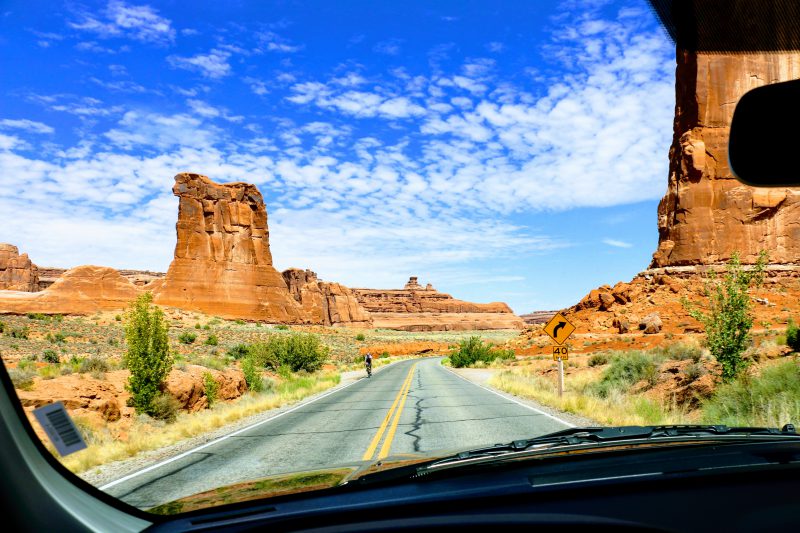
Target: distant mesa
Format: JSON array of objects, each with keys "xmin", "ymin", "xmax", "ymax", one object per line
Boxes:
[{"xmin": 0, "ymin": 173, "xmax": 523, "ymax": 330}]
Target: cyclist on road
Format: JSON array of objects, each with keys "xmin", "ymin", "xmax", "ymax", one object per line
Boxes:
[{"xmin": 364, "ymin": 351, "xmax": 373, "ymax": 377}]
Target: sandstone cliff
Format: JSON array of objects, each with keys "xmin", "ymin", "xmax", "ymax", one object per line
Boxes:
[
  {"xmin": 0, "ymin": 265, "xmax": 140, "ymax": 314},
  {"xmin": 152, "ymin": 173, "xmax": 307, "ymax": 323},
  {"xmin": 352, "ymin": 277, "xmax": 524, "ymax": 331},
  {"xmin": 0, "ymin": 244, "xmax": 39, "ymax": 292},
  {"xmin": 652, "ymin": 51, "xmax": 800, "ymax": 267},
  {"xmin": 282, "ymin": 268, "xmax": 372, "ymax": 327}
]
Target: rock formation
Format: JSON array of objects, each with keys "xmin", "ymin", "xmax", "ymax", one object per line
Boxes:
[
  {"xmin": 652, "ymin": 51, "xmax": 800, "ymax": 267},
  {"xmin": 352, "ymin": 279, "xmax": 524, "ymax": 331},
  {"xmin": 152, "ymin": 173, "xmax": 307, "ymax": 323},
  {"xmin": 282, "ymin": 268, "xmax": 372, "ymax": 327},
  {"xmin": 0, "ymin": 265, "xmax": 140, "ymax": 314},
  {"xmin": 0, "ymin": 244, "xmax": 39, "ymax": 292},
  {"xmin": 37, "ymin": 266, "xmax": 165, "ymax": 290}
]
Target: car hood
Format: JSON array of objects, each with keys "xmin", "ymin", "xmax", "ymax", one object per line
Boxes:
[{"xmin": 145, "ymin": 450, "xmax": 452, "ymax": 515}]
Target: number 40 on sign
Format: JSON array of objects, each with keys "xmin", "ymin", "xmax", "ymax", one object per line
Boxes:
[{"xmin": 553, "ymin": 346, "xmax": 569, "ymax": 361}]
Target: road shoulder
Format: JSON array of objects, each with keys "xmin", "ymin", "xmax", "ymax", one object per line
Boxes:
[{"xmin": 446, "ymin": 366, "xmax": 599, "ymax": 428}]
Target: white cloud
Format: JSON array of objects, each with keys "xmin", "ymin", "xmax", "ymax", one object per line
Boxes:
[
  {"xmin": 167, "ymin": 49, "xmax": 231, "ymax": 78},
  {"xmin": 373, "ymin": 39, "xmax": 402, "ymax": 55},
  {"xmin": 603, "ymin": 238, "xmax": 633, "ymax": 248},
  {"xmin": 0, "ymin": 119, "xmax": 54, "ymax": 134},
  {"xmin": 69, "ymin": 0, "xmax": 175, "ymax": 45},
  {"xmin": 486, "ymin": 42, "xmax": 505, "ymax": 53},
  {"xmin": 258, "ymin": 31, "xmax": 303, "ymax": 53}
]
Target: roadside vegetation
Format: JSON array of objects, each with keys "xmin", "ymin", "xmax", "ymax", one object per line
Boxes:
[{"xmin": 447, "ymin": 336, "xmax": 514, "ymax": 368}]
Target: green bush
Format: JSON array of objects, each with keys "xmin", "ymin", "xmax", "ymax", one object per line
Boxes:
[
  {"xmin": 26, "ymin": 313, "xmax": 48, "ymax": 320},
  {"xmin": 194, "ymin": 323, "xmax": 201, "ymax": 330},
  {"xmin": 235, "ymin": 319, "xmax": 246, "ymax": 326},
  {"xmin": 449, "ymin": 336, "xmax": 511, "ymax": 367},
  {"xmin": 682, "ymin": 251, "xmax": 767, "ymax": 382},
  {"xmin": 653, "ymin": 342, "xmax": 703, "ymax": 363},
  {"xmin": 0, "ymin": 320, "xmax": 5, "ymax": 333},
  {"xmin": 42, "ymin": 349, "xmax": 60, "ymax": 364},
  {"xmin": 588, "ymin": 353, "xmax": 610, "ymax": 367},
  {"xmin": 589, "ymin": 351, "xmax": 658, "ymax": 398},
  {"xmin": 241, "ymin": 356, "xmax": 263, "ymax": 393},
  {"xmin": 203, "ymin": 372, "xmax": 219, "ymax": 407},
  {"xmin": 178, "ymin": 332, "xmax": 197, "ymax": 344},
  {"xmin": 203, "ymin": 324, "xmax": 211, "ymax": 331},
  {"xmin": 280, "ymin": 334, "xmax": 329, "ymax": 373},
  {"xmin": 227, "ymin": 344, "xmax": 250, "ymax": 360},
  {"xmin": 114, "ymin": 315, "xmax": 122, "ymax": 322},
  {"xmin": 355, "ymin": 333, "xmax": 366, "ymax": 341},
  {"xmin": 786, "ymin": 319, "xmax": 800, "ymax": 352},
  {"xmin": 150, "ymin": 392, "xmax": 181, "ymax": 423},
  {"xmin": 702, "ymin": 361, "xmax": 800, "ymax": 427},
  {"xmin": 275, "ymin": 324, "xmax": 289, "ymax": 330},
  {"xmin": 124, "ymin": 292, "xmax": 172, "ymax": 416},
  {"xmin": 204, "ymin": 334, "xmax": 219, "ymax": 346}
]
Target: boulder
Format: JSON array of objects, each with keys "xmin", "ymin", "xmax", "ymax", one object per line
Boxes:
[
  {"xmin": 639, "ymin": 313, "xmax": 662, "ymax": 334},
  {"xmin": 164, "ymin": 365, "xmax": 247, "ymax": 412}
]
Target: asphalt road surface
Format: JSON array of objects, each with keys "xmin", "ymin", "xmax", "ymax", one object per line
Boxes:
[{"xmin": 103, "ymin": 358, "xmax": 571, "ymax": 509}]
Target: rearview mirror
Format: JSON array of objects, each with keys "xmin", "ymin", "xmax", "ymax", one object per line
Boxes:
[{"xmin": 729, "ymin": 78, "xmax": 800, "ymax": 187}]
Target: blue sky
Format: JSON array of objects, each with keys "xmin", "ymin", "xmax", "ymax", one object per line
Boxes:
[{"xmin": 0, "ymin": 0, "xmax": 675, "ymax": 313}]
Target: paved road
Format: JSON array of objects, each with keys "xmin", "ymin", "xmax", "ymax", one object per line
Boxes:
[{"xmin": 104, "ymin": 358, "xmax": 571, "ymax": 508}]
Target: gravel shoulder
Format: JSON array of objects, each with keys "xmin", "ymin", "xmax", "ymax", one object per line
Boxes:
[
  {"xmin": 78, "ymin": 365, "xmax": 379, "ymax": 488},
  {"xmin": 446, "ymin": 366, "xmax": 599, "ymax": 428}
]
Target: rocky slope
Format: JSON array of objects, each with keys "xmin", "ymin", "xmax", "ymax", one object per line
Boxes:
[
  {"xmin": 0, "ymin": 265, "xmax": 141, "ymax": 314},
  {"xmin": 0, "ymin": 244, "xmax": 39, "ymax": 292}
]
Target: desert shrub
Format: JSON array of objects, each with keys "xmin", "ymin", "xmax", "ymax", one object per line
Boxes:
[
  {"xmin": 682, "ymin": 251, "xmax": 767, "ymax": 382},
  {"xmin": 653, "ymin": 341, "xmax": 703, "ymax": 362},
  {"xmin": 26, "ymin": 313, "xmax": 48, "ymax": 321},
  {"xmin": 178, "ymin": 332, "xmax": 197, "ymax": 345},
  {"xmin": 241, "ymin": 356, "xmax": 263, "ymax": 393},
  {"xmin": 0, "ymin": 320, "xmax": 5, "ymax": 333},
  {"xmin": 381, "ymin": 351, "xmax": 390, "ymax": 358},
  {"xmin": 275, "ymin": 324, "xmax": 289, "ymax": 330},
  {"xmin": 449, "ymin": 336, "xmax": 511, "ymax": 367},
  {"xmin": 42, "ymin": 349, "xmax": 60, "ymax": 364},
  {"xmin": 194, "ymin": 323, "xmax": 201, "ymax": 330},
  {"xmin": 588, "ymin": 353, "xmax": 610, "ymax": 367},
  {"xmin": 204, "ymin": 334, "xmax": 219, "ymax": 346},
  {"xmin": 247, "ymin": 341, "xmax": 281, "ymax": 370},
  {"xmin": 235, "ymin": 319, "xmax": 246, "ymax": 326},
  {"xmin": 114, "ymin": 315, "xmax": 122, "ymax": 322},
  {"xmin": 702, "ymin": 361, "xmax": 800, "ymax": 427},
  {"xmin": 203, "ymin": 324, "xmax": 210, "ymax": 330},
  {"xmin": 124, "ymin": 292, "xmax": 172, "ymax": 416},
  {"xmin": 203, "ymin": 372, "xmax": 219, "ymax": 407},
  {"xmin": 38, "ymin": 365, "xmax": 60, "ymax": 380},
  {"xmin": 786, "ymin": 319, "xmax": 800, "ymax": 352},
  {"xmin": 277, "ymin": 364, "xmax": 293, "ymax": 379},
  {"xmin": 10, "ymin": 327, "xmax": 29, "ymax": 339},
  {"xmin": 355, "ymin": 333, "xmax": 366, "ymax": 341},
  {"xmin": 78, "ymin": 355, "xmax": 109, "ymax": 373},
  {"xmin": 589, "ymin": 351, "xmax": 658, "ymax": 398},
  {"xmin": 150, "ymin": 392, "xmax": 181, "ymax": 423},
  {"xmin": 9, "ymin": 368, "xmax": 35, "ymax": 390},
  {"xmin": 682, "ymin": 362, "xmax": 706, "ymax": 381},
  {"xmin": 227, "ymin": 344, "xmax": 250, "ymax": 360}
]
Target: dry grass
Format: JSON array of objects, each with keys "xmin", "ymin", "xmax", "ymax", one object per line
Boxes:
[
  {"xmin": 488, "ymin": 367, "xmax": 693, "ymax": 426},
  {"xmin": 60, "ymin": 372, "xmax": 340, "ymax": 474}
]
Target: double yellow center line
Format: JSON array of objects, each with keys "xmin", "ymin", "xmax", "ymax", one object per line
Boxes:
[{"xmin": 362, "ymin": 363, "xmax": 418, "ymax": 461}]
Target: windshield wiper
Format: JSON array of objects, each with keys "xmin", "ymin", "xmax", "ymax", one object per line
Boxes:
[{"xmin": 421, "ymin": 424, "xmax": 798, "ymax": 471}]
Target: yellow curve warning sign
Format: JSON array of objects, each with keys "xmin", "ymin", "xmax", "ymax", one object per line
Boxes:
[{"xmin": 544, "ymin": 312, "xmax": 576, "ymax": 345}]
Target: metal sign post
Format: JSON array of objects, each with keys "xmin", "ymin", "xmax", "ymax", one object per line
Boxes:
[
  {"xmin": 558, "ymin": 359, "xmax": 564, "ymax": 397},
  {"xmin": 552, "ymin": 345, "xmax": 569, "ymax": 397}
]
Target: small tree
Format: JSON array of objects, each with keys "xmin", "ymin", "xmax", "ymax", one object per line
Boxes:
[
  {"xmin": 682, "ymin": 251, "xmax": 767, "ymax": 382},
  {"xmin": 124, "ymin": 292, "xmax": 173, "ymax": 415}
]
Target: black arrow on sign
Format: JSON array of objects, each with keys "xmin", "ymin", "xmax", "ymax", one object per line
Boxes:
[{"xmin": 553, "ymin": 321, "xmax": 567, "ymax": 338}]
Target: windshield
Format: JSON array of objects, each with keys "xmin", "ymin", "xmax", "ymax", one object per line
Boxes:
[{"xmin": 1, "ymin": 0, "xmax": 798, "ymax": 517}]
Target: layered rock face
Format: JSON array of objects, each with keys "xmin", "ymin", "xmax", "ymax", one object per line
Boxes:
[
  {"xmin": 152, "ymin": 173, "xmax": 307, "ymax": 322},
  {"xmin": 37, "ymin": 266, "xmax": 164, "ymax": 290},
  {"xmin": 0, "ymin": 265, "xmax": 140, "ymax": 314},
  {"xmin": 282, "ymin": 268, "xmax": 372, "ymax": 327},
  {"xmin": 652, "ymin": 51, "xmax": 800, "ymax": 267},
  {"xmin": 352, "ymin": 277, "xmax": 524, "ymax": 331},
  {"xmin": 0, "ymin": 244, "xmax": 39, "ymax": 292}
]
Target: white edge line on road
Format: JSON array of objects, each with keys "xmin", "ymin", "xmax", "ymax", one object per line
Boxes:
[
  {"xmin": 443, "ymin": 365, "xmax": 575, "ymax": 428},
  {"xmin": 99, "ymin": 378, "xmax": 363, "ymax": 491}
]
